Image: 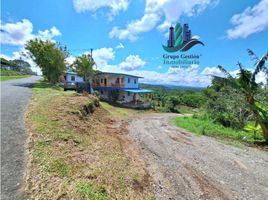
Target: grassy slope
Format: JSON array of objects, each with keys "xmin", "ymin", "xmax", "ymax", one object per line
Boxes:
[
  {"xmin": 0, "ymin": 75, "xmax": 31, "ymax": 81},
  {"xmin": 0, "ymin": 69, "xmax": 31, "ymax": 81},
  {"xmin": 26, "ymin": 81, "xmax": 152, "ymax": 199},
  {"xmin": 100, "ymin": 101, "xmax": 151, "ymax": 118},
  {"xmin": 173, "ymin": 116, "xmax": 264, "ymax": 143}
]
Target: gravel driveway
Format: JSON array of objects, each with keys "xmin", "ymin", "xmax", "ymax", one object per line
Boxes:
[
  {"xmin": 128, "ymin": 113, "xmax": 268, "ymax": 200},
  {"xmin": 1, "ymin": 76, "xmax": 41, "ymax": 200}
]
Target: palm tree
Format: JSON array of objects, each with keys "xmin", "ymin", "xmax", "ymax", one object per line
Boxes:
[
  {"xmin": 216, "ymin": 50, "xmax": 268, "ymax": 142},
  {"xmin": 73, "ymin": 54, "xmax": 95, "ymax": 82}
]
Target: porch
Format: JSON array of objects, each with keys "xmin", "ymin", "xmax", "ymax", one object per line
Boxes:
[{"xmin": 96, "ymin": 88, "xmax": 153, "ymax": 109}]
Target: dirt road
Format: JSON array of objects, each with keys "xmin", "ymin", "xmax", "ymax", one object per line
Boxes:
[{"xmin": 128, "ymin": 113, "xmax": 268, "ymax": 200}]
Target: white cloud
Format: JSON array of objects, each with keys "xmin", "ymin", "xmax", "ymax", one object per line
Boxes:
[
  {"xmin": 91, "ymin": 47, "xmax": 115, "ymax": 70},
  {"xmin": 37, "ymin": 26, "xmax": 61, "ymax": 40},
  {"xmin": 115, "ymin": 42, "xmax": 124, "ymax": 49},
  {"xmin": 201, "ymin": 66, "xmax": 222, "ymax": 76},
  {"xmin": 256, "ymin": 71, "xmax": 267, "ymax": 84},
  {"xmin": 157, "ymin": 20, "xmax": 170, "ymax": 32},
  {"xmin": 192, "ymin": 35, "xmax": 201, "ymax": 40},
  {"xmin": 0, "ymin": 19, "xmax": 61, "ymax": 46},
  {"xmin": 119, "ymin": 55, "xmax": 146, "ymax": 71},
  {"xmin": 109, "ymin": 0, "xmax": 219, "ymax": 40},
  {"xmin": 0, "ymin": 19, "xmax": 33, "ymax": 45},
  {"xmin": 66, "ymin": 55, "xmax": 76, "ymax": 65},
  {"xmin": 226, "ymin": 0, "xmax": 268, "ymax": 39},
  {"xmin": 72, "ymin": 0, "xmax": 129, "ymax": 19},
  {"xmin": 109, "ymin": 13, "xmax": 160, "ymax": 41}
]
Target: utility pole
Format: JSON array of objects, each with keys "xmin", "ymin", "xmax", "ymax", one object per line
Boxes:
[{"xmin": 90, "ymin": 48, "xmax": 96, "ymax": 70}]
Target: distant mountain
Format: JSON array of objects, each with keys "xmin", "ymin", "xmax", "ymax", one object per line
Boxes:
[{"xmin": 139, "ymin": 83, "xmax": 205, "ymax": 91}]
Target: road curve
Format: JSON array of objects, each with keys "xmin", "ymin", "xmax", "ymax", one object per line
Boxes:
[
  {"xmin": 128, "ymin": 113, "xmax": 268, "ymax": 200},
  {"xmin": 1, "ymin": 76, "xmax": 41, "ymax": 200}
]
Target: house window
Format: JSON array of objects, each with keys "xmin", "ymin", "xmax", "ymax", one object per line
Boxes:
[
  {"xmin": 134, "ymin": 79, "xmax": 137, "ymax": 84},
  {"xmin": 128, "ymin": 78, "xmax": 130, "ymax": 83},
  {"xmin": 116, "ymin": 78, "xmax": 120, "ymax": 83},
  {"xmin": 128, "ymin": 92, "xmax": 130, "ymax": 96},
  {"xmin": 101, "ymin": 79, "xmax": 103, "ymax": 83},
  {"xmin": 101, "ymin": 91, "xmax": 103, "ymax": 94},
  {"xmin": 71, "ymin": 75, "xmax": 75, "ymax": 81}
]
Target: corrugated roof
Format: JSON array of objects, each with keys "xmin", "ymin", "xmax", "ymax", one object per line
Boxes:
[
  {"xmin": 123, "ymin": 89, "xmax": 153, "ymax": 93},
  {"xmin": 65, "ymin": 71, "xmax": 78, "ymax": 75},
  {"xmin": 95, "ymin": 72, "xmax": 143, "ymax": 78}
]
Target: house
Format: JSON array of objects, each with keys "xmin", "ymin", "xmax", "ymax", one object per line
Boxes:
[
  {"xmin": 64, "ymin": 71, "xmax": 84, "ymax": 83},
  {"xmin": 92, "ymin": 72, "xmax": 152, "ymax": 108},
  {"xmin": 62, "ymin": 71, "xmax": 153, "ymax": 108},
  {"xmin": 60, "ymin": 71, "xmax": 85, "ymax": 91}
]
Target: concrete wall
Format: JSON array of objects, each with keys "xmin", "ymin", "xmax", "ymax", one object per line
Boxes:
[
  {"xmin": 118, "ymin": 91, "xmax": 139, "ymax": 103},
  {"xmin": 99, "ymin": 90, "xmax": 109, "ymax": 100},
  {"xmin": 99, "ymin": 90, "xmax": 139, "ymax": 103}
]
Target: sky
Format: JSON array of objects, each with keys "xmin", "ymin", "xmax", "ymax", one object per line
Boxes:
[{"xmin": 1, "ymin": 0, "xmax": 268, "ymax": 87}]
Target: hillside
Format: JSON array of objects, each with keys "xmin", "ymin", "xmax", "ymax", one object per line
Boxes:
[
  {"xmin": 0, "ymin": 69, "xmax": 31, "ymax": 81},
  {"xmin": 25, "ymin": 81, "xmax": 152, "ymax": 199},
  {"xmin": 139, "ymin": 83, "xmax": 205, "ymax": 91}
]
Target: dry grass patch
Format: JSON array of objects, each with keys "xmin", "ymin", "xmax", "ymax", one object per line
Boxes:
[{"xmin": 25, "ymin": 81, "xmax": 152, "ymax": 199}]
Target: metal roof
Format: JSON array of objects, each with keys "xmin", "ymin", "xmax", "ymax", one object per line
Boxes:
[
  {"xmin": 94, "ymin": 72, "xmax": 143, "ymax": 78},
  {"xmin": 94, "ymin": 88, "xmax": 153, "ymax": 92},
  {"xmin": 123, "ymin": 89, "xmax": 153, "ymax": 93},
  {"xmin": 65, "ymin": 71, "xmax": 78, "ymax": 75}
]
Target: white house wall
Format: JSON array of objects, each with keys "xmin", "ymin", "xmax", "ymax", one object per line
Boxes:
[{"xmin": 66, "ymin": 74, "xmax": 84, "ymax": 83}]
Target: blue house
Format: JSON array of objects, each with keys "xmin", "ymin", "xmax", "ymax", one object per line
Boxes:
[{"xmin": 92, "ymin": 72, "xmax": 152, "ymax": 106}]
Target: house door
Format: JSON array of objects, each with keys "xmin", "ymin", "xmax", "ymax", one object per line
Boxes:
[{"xmin": 104, "ymin": 78, "xmax": 107, "ymax": 85}]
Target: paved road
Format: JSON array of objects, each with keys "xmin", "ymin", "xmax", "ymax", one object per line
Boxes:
[
  {"xmin": 128, "ymin": 113, "xmax": 268, "ymax": 200},
  {"xmin": 1, "ymin": 76, "xmax": 40, "ymax": 200}
]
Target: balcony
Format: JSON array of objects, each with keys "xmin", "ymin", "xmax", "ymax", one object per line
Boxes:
[{"xmin": 92, "ymin": 83, "xmax": 125, "ymax": 88}]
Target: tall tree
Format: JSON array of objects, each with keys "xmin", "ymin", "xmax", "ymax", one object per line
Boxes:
[
  {"xmin": 216, "ymin": 50, "xmax": 268, "ymax": 142},
  {"xmin": 25, "ymin": 39, "xmax": 68, "ymax": 84},
  {"xmin": 73, "ymin": 54, "xmax": 95, "ymax": 82}
]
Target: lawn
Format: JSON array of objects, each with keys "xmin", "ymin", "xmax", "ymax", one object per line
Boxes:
[
  {"xmin": 0, "ymin": 69, "xmax": 31, "ymax": 81},
  {"xmin": 173, "ymin": 116, "xmax": 264, "ymax": 143},
  {"xmin": 0, "ymin": 75, "xmax": 31, "ymax": 81},
  {"xmin": 25, "ymin": 81, "xmax": 152, "ymax": 199},
  {"xmin": 100, "ymin": 101, "xmax": 152, "ymax": 119}
]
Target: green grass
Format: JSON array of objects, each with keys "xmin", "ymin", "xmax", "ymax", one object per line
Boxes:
[
  {"xmin": 173, "ymin": 116, "xmax": 264, "ymax": 143},
  {"xmin": 26, "ymin": 80, "xmax": 152, "ymax": 199},
  {"xmin": 76, "ymin": 182, "xmax": 109, "ymax": 200},
  {"xmin": 217, "ymin": 139, "xmax": 244, "ymax": 149},
  {"xmin": 100, "ymin": 101, "xmax": 151, "ymax": 118},
  {"xmin": 0, "ymin": 75, "xmax": 31, "ymax": 81},
  {"xmin": 1, "ymin": 69, "xmax": 32, "ymax": 81}
]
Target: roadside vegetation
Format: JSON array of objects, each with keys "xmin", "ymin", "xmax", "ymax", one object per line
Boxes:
[
  {"xmin": 0, "ymin": 57, "xmax": 36, "ymax": 81},
  {"xmin": 142, "ymin": 50, "xmax": 268, "ymax": 145},
  {"xmin": 174, "ymin": 116, "xmax": 263, "ymax": 142},
  {"xmin": 26, "ymin": 81, "xmax": 152, "ymax": 199},
  {"xmin": 0, "ymin": 69, "xmax": 31, "ymax": 81}
]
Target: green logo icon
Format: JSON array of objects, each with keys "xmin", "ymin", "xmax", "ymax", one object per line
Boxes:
[{"xmin": 162, "ymin": 22, "xmax": 204, "ymax": 52}]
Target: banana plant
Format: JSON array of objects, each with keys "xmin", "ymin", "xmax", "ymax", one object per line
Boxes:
[{"xmin": 215, "ymin": 50, "xmax": 268, "ymax": 142}]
